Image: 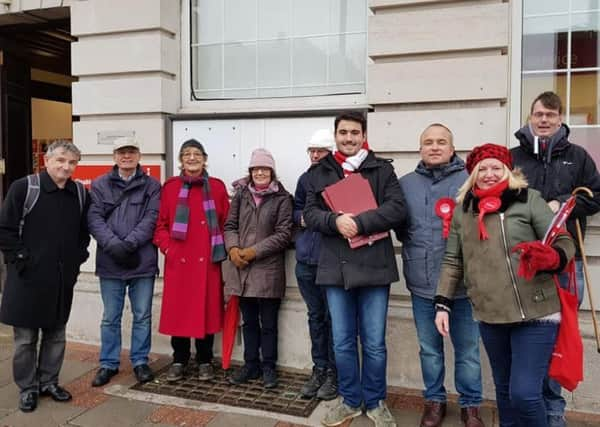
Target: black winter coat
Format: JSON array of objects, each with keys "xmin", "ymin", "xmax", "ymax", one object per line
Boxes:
[
  {"xmin": 303, "ymin": 152, "xmax": 406, "ymax": 288},
  {"xmin": 0, "ymin": 172, "xmax": 90, "ymax": 329},
  {"xmin": 513, "ymin": 124, "xmax": 600, "ymax": 256}
]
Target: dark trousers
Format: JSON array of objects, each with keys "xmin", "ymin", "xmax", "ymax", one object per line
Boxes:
[
  {"xmin": 13, "ymin": 325, "xmax": 66, "ymax": 393},
  {"xmin": 171, "ymin": 335, "xmax": 214, "ymax": 364},
  {"xmin": 239, "ymin": 297, "xmax": 281, "ymax": 370},
  {"xmin": 295, "ymin": 262, "xmax": 335, "ymax": 371},
  {"xmin": 479, "ymin": 321, "xmax": 558, "ymax": 427}
]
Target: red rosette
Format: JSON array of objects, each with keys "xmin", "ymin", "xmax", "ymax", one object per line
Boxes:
[{"xmin": 435, "ymin": 197, "xmax": 456, "ymax": 239}]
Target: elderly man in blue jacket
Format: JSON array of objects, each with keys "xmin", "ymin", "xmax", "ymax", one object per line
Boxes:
[
  {"xmin": 87, "ymin": 137, "xmax": 161, "ymax": 387},
  {"xmin": 397, "ymin": 124, "xmax": 483, "ymax": 427}
]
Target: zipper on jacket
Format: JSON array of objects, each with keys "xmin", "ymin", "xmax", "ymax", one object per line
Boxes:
[{"xmin": 499, "ymin": 213, "xmax": 525, "ymax": 320}]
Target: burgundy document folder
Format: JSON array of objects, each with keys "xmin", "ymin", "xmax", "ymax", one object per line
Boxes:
[{"xmin": 322, "ymin": 173, "xmax": 389, "ymax": 248}]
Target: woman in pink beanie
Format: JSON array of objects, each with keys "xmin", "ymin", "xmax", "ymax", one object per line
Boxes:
[{"xmin": 223, "ymin": 148, "xmax": 293, "ymax": 389}]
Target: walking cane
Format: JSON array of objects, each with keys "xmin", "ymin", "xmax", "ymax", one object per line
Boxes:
[{"xmin": 571, "ymin": 186, "xmax": 600, "ymax": 353}]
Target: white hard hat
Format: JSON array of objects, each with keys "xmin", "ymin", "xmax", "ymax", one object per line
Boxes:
[{"xmin": 307, "ymin": 129, "xmax": 334, "ymax": 151}]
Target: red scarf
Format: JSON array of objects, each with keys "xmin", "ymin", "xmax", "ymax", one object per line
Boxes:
[
  {"xmin": 472, "ymin": 180, "xmax": 508, "ymax": 240},
  {"xmin": 333, "ymin": 141, "xmax": 370, "ymax": 176}
]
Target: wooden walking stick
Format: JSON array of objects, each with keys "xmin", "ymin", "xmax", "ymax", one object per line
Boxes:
[{"xmin": 572, "ymin": 186, "xmax": 600, "ymax": 353}]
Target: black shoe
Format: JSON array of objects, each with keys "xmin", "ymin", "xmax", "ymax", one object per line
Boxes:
[
  {"xmin": 263, "ymin": 367, "xmax": 278, "ymax": 389},
  {"xmin": 19, "ymin": 391, "xmax": 38, "ymax": 412},
  {"xmin": 166, "ymin": 363, "xmax": 185, "ymax": 382},
  {"xmin": 91, "ymin": 367, "xmax": 119, "ymax": 387},
  {"xmin": 228, "ymin": 364, "xmax": 261, "ymax": 385},
  {"xmin": 316, "ymin": 370, "xmax": 338, "ymax": 401},
  {"xmin": 40, "ymin": 384, "xmax": 72, "ymax": 402},
  {"xmin": 301, "ymin": 366, "xmax": 327, "ymax": 398},
  {"xmin": 133, "ymin": 364, "xmax": 154, "ymax": 383}
]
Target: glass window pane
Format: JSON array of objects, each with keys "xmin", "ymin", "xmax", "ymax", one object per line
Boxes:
[
  {"xmin": 193, "ymin": 45, "xmax": 222, "ymax": 91},
  {"xmin": 258, "ymin": 0, "xmax": 290, "ymax": 40},
  {"xmin": 257, "ymin": 39, "xmax": 291, "ymax": 88},
  {"xmin": 224, "ymin": 43, "xmax": 256, "ymax": 90},
  {"xmin": 330, "ymin": 0, "xmax": 367, "ymax": 33},
  {"xmin": 572, "ymin": 0, "xmax": 600, "ymax": 12},
  {"xmin": 524, "ymin": 0, "xmax": 568, "ymax": 16},
  {"xmin": 523, "ymin": 15, "xmax": 569, "ymax": 70},
  {"xmin": 292, "ymin": 36, "xmax": 328, "ymax": 86},
  {"xmin": 192, "ymin": 0, "xmax": 223, "ymax": 45},
  {"xmin": 329, "ymin": 34, "xmax": 365, "ymax": 87},
  {"xmin": 293, "ymin": 0, "xmax": 330, "ymax": 36},
  {"xmin": 570, "ymin": 128, "xmax": 600, "ymax": 165},
  {"xmin": 570, "ymin": 71, "xmax": 599, "ymax": 124},
  {"xmin": 520, "ymin": 73, "xmax": 567, "ymax": 124},
  {"xmin": 224, "ymin": 0, "xmax": 257, "ymax": 42}
]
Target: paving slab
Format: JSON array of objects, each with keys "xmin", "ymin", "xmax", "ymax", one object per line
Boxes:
[
  {"xmin": 68, "ymin": 396, "xmax": 157, "ymax": 427},
  {"xmin": 0, "ymin": 399, "xmax": 86, "ymax": 427},
  {"xmin": 0, "ymin": 381, "xmax": 19, "ymax": 412},
  {"xmin": 206, "ymin": 412, "xmax": 279, "ymax": 427}
]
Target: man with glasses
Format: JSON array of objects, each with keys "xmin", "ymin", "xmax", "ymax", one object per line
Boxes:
[
  {"xmin": 293, "ymin": 129, "xmax": 337, "ymax": 401},
  {"xmin": 512, "ymin": 91, "xmax": 600, "ymax": 427},
  {"xmin": 87, "ymin": 137, "xmax": 161, "ymax": 387}
]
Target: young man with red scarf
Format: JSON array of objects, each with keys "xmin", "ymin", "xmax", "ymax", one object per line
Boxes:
[{"xmin": 303, "ymin": 112, "xmax": 406, "ymax": 427}]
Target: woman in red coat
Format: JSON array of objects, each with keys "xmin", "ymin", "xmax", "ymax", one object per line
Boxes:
[{"xmin": 153, "ymin": 139, "xmax": 230, "ymax": 382}]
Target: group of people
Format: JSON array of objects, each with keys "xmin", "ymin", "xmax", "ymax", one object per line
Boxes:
[{"xmin": 0, "ymin": 91, "xmax": 598, "ymax": 427}]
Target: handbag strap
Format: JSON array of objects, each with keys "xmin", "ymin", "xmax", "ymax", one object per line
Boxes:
[
  {"xmin": 104, "ymin": 190, "xmax": 132, "ymax": 219},
  {"xmin": 553, "ymin": 258, "xmax": 578, "ymax": 296}
]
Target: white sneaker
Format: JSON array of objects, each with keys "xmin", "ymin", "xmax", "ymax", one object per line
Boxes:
[
  {"xmin": 321, "ymin": 400, "xmax": 362, "ymax": 426},
  {"xmin": 366, "ymin": 401, "xmax": 397, "ymax": 427}
]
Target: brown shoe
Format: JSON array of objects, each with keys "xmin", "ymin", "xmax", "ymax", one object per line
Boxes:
[
  {"xmin": 461, "ymin": 406, "xmax": 484, "ymax": 427},
  {"xmin": 420, "ymin": 401, "xmax": 446, "ymax": 427}
]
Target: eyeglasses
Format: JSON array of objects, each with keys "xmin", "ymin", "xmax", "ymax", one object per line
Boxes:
[
  {"xmin": 181, "ymin": 151, "xmax": 204, "ymax": 159},
  {"xmin": 532, "ymin": 111, "xmax": 560, "ymax": 120}
]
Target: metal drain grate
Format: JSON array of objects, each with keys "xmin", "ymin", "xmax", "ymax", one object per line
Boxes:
[{"xmin": 132, "ymin": 362, "xmax": 320, "ymax": 417}]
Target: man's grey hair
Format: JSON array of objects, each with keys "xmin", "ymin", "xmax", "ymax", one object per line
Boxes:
[{"xmin": 45, "ymin": 140, "xmax": 82, "ymax": 161}]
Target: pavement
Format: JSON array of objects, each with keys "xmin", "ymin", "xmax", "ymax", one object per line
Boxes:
[{"xmin": 0, "ymin": 323, "xmax": 599, "ymax": 427}]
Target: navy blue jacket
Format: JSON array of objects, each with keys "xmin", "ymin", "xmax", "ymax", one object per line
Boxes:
[
  {"xmin": 396, "ymin": 155, "xmax": 468, "ymax": 300},
  {"xmin": 293, "ymin": 171, "xmax": 321, "ymax": 265},
  {"xmin": 88, "ymin": 166, "xmax": 161, "ymax": 279}
]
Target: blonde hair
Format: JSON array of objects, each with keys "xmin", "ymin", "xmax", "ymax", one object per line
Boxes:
[{"xmin": 456, "ymin": 163, "xmax": 528, "ymax": 203}]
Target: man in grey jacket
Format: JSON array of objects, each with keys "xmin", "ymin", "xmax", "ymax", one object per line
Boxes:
[
  {"xmin": 87, "ymin": 137, "xmax": 161, "ymax": 387},
  {"xmin": 397, "ymin": 124, "xmax": 483, "ymax": 427}
]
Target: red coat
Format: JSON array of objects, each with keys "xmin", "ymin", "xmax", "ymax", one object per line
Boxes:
[{"xmin": 153, "ymin": 176, "xmax": 230, "ymax": 338}]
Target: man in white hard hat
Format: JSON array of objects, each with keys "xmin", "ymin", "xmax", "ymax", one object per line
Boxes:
[{"xmin": 293, "ymin": 129, "xmax": 337, "ymax": 400}]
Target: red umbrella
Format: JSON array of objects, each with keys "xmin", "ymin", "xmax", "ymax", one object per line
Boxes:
[{"xmin": 222, "ymin": 295, "xmax": 240, "ymax": 370}]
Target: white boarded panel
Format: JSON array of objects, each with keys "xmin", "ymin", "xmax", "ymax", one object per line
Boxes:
[
  {"xmin": 368, "ymin": 56, "xmax": 508, "ymax": 104},
  {"xmin": 370, "ymin": 0, "xmax": 452, "ymax": 8},
  {"xmin": 368, "ymin": 106, "xmax": 507, "ymax": 152},
  {"xmin": 369, "ymin": 3, "xmax": 508, "ymax": 57}
]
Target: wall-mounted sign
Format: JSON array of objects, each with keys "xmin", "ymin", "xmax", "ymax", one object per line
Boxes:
[
  {"xmin": 71, "ymin": 164, "xmax": 162, "ymax": 188},
  {"xmin": 97, "ymin": 130, "xmax": 136, "ymax": 146}
]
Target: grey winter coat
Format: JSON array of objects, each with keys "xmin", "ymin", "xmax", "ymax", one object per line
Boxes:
[
  {"xmin": 87, "ymin": 166, "xmax": 161, "ymax": 279},
  {"xmin": 223, "ymin": 181, "xmax": 293, "ymax": 298},
  {"xmin": 397, "ymin": 155, "xmax": 468, "ymax": 299}
]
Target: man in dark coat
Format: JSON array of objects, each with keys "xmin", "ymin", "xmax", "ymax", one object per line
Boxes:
[
  {"xmin": 0, "ymin": 140, "xmax": 90, "ymax": 412},
  {"xmin": 512, "ymin": 91, "xmax": 600, "ymax": 427},
  {"xmin": 304, "ymin": 112, "xmax": 406, "ymax": 427},
  {"xmin": 87, "ymin": 137, "xmax": 161, "ymax": 387},
  {"xmin": 293, "ymin": 129, "xmax": 337, "ymax": 400}
]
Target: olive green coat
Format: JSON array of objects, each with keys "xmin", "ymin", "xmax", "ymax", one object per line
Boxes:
[{"xmin": 437, "ymin": 188, "xmax": 575, "ymax": 324}]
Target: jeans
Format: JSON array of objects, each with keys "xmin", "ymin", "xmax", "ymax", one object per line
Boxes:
[
  {"xmin": 295, "ymin": 262, "xmax": 335, "ymax": 371},
  {"xmin": 171, "ymin": 335, "xmax": 214, "ymax": 364},
  {"xmin": 479, "ymin": 321, "xmax": 559, "ymax": 427},
  {"xmin": 545, "ymin": 258, "xmax": 585, "ymax": 417},
  {"xmin": 411, "ymin": 294, "xmax": 482, "ymax": 407},
  {"xmin": 325, "ymin": 285, "xmax": 390, "ymax": 410},
  {"xmin": 239, "ymin": 297, "xmax": 281, "ymax": 370},
  {"xmin": 13, "ymin": 326, "xmax": 66, "ymax": 392},
  {"xmin": 99, "ymin": 276, "xmax": 155, "ymax": 369}
]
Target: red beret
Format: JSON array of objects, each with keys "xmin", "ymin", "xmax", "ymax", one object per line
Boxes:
[{"xmin": 466, "ymin": 143, "xmax": 513, "ymax": 174}]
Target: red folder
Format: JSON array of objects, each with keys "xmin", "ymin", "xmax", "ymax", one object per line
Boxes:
[{"xmin": 322, "ymin": 173, "xmax": 389, "ymax": 248}]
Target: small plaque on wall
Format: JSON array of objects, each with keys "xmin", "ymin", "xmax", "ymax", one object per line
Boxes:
[{"xmin": 97, "ymin": 130, "xmax": 135, "ymax": 145}]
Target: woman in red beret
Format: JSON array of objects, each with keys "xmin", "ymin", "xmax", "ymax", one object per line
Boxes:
[{"xmin": 434, "ymin": 143, "xmax": 575, "ymax": 427}]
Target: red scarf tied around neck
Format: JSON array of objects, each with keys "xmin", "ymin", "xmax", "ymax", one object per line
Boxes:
[{"xmin": 472, "ymin": 180, "xmax": 509, "ymax": 240}]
